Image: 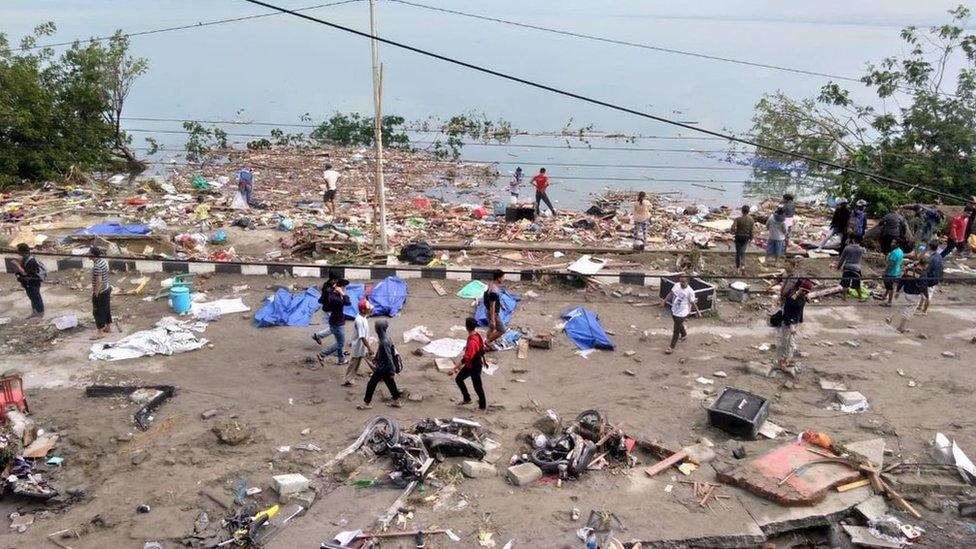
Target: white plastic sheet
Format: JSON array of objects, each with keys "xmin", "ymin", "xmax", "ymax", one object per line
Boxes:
[
  {"xmin": 421, "ymin": 338, "xmax": 466, "ymax": 358},
  {"xmin": 89, "ymin": 317, "xmax": 209, "ymax": 361}
]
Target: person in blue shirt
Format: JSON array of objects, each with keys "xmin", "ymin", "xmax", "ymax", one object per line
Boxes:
[
  {"xmin": 238, "ymin": 164, "xmax": 254, "ymax": 206},
  {"xmin": 919, "ymin": 239, "xmax": 944, "ymax": 316},
  {"xmin": 851, "ymin": 200, "xmax": 868, "ymax": 239},
  {"xmin": 881, "ymin": 238, "xmax": 904, "ymax": 307}
]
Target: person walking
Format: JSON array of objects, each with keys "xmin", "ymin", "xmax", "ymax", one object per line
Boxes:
[
  {"xmin": 237, "ymin": 164, "xmax": 254, "ymax": 206},
  {"xmin": 765, "ymin": 207, "xmax": 788, "ymax": 264},
  {"xmin": 450, "ymin": 316, "xmax": 487, "ymax": 411},
  {"xmin": 851, "ymin": 199, "xmax": 869, "ymax": 241},
  {"xmin": 322, "ymin": 163, "xmax": 340, "ymax": 216},
  {"xmin": 890, "ymin": 256, "xmax": 928, "ymax": 333},
  {"xmin": 878, "ymin": 210, "xmax": 909, "ymax": 254},
  {"xmin": 357, "ymin": 319, "xmax": 403, "ymax": 409},
  {"xmin": 919, "ymin": 239, "xmax": 944, "ymax": 316},
  {"xmin": 781, "ymin": 194, "xmax": 796, "ymax": 249},
  {"xmin": 483, "ymin": 270, "xmax": 506, "ymax": 348},
  {"xmin": 775, "ymin": 261, "xmax": 814, "ymax": 374},
  {"xmin": 632, "ymin": 191, "xmax": 651, "ymax": 248},
  {"xmin": 881, "ymin": 239, "xmax": 904, "ymax": 307},
  {"xmin": 313, "ymin": 279, "xmax": 351, "ymax": 367},
  {"xmin": 730, "ymin": 205, "xmax": 755, "ymax": 274},
  {"xmin": 343, "ymin": 299, "xmax": 374, "ymax": 386},
  {"xmin": 664, "ymin": 274, "xmax": 700, "ymax": 355},
  {"xmin": 942, "ymin": 208, "xmax": 970, "ymax": 258},
  {"xmin": 13, "ymin": 243, "xmax": 45, "ymax": 318},
  {"xmin": 89, "ymin": 247, "xmax": 114, "ymax": 340},
  {"xmin": 532, "ymin": 168, "xmax": 556, "ymax": 216},
  {"xmin": 508, "ymin": 167, "xmax": 523, "ymax": 201},
  {"xmin": 817, "ymin": 198, "xmax": 850, "ymax": 251},
  {"xmin": 836, "ymin": 235, "xmax": 866, "ymax": 302}
]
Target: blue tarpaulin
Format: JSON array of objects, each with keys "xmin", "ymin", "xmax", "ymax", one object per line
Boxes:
[
  {"xmin": 254, "ymin": 287, "xmax": 322, "ymax": 327},
  {"xmin": 561, "ymin": 306, "xmax": 614, "ymax": 351},
  {"xmin": 343, "ymin": 283, "xmax": 366, "ymax": 319},
  {"xmin": 369, "ymin": 276, "xmax": 408, "ymax": 316},
  {"xmin": 76, "ymin": 222, "xmax": 151, "ymax": 236},
  {"xmin": 476, "ymin": 288, "xmax": 520, "ymax": 327}
]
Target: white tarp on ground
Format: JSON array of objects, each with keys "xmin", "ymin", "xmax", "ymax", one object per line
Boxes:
[
  {"xmin": 89, "ymin": 317, "xmax": 209, "ymax": 361},
  {"xmin": 421, "ymin": 338, "xmax": 466, "ymax": 358},
  {"xmin": 190, "ymin": 298, "xmax": 250, "ymax": 320}
]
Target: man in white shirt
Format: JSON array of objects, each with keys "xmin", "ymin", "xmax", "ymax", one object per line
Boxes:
[
  {"xmin": 664, "ymin": 274, "xmax": 700, "ymax": 355},
  {"xmin": 323, "ymin": 164, "xmax": 340, "ymax": 216},
  {"xmin": 343, "ymin": 299, "xmax": 373, "ymax": 386}
]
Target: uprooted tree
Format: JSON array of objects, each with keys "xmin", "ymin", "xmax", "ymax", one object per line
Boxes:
[
  {"xmin": 0, "ymin": 23, "xmax": 148, "ymax": 188},
  {"xmin": 743, "ymin": 5, "xmax": 976, "ymax": 214}
]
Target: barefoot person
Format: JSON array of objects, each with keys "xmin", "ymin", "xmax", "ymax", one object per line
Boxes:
[
  {"xmin": 730, "ymin": 204, "xmax": 755, "ymax": 274},
  {"xmin": 450, "ymin": 317, "xmax": 487, "ymax": 411},
  {"xmin": 632, "ymin": 191, "xmax": 651, "ymax": 248},
  {"xmin": 532, "ymin": 168, "xmax": 556, "ymax": 216},
  {"xmin": 343, "ymin": 299, "xmax": 374, "ymax": 386},
  {"xmin": 322, "ymin": 163, "xmax": 340, "ymax": 216},
  {"xmin": 835, "ymin": 235, "xmax": 865, "ymax": 302},
  {"xmin": 13, "ymin": 243, "xmax": 45, "ymax": 319},
  {"xmin": 776, "ymin": 259, "xmax": 814, "ymax": 373},
  {"xmin": 919, "ymin": 240, "xmax": 944, "ymax": 316},
  {"xmin": 90, "ymin": 247, "xmax": 114, "ymax": 340},
  {"xmin": 892, "ymin": 256, "xmax": 928, "ymax": 333},
  {"xmin": 358, "ymin": 319, "xmax": 403, "ymax": 409},
  {"xmin": 483, "ymin": 270, "xmax": 506, "ymax": 348},
  {"xmin": 881, "ymin": 239, "xmax": 904, "ymax": 307},
  {"xmin": 664, "ymin": 274, "xmax": 700, "ymax": 355}
]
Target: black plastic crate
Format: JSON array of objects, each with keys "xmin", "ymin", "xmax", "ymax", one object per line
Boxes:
[{"xmin": 707, "ymin": 387, "xmax": 770, "ymax": 439}]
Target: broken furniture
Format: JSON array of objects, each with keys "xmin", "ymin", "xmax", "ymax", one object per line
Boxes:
[
  {"xmin": 0, "ymin": 372, "xmax": 29, "ymax": 421},
  {"xmin": 659, "ymin": 274, "xmax": 716, "ymax": 311},
  {"xmin": 85, "ymin": 385, "xmax": 175, "ymax": 430}
]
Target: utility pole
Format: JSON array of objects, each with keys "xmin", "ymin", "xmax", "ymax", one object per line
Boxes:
[{"xmin": 369, "ymin": 0, "xmax": 390, "ymax": 254}]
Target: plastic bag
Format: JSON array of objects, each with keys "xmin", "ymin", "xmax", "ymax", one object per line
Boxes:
[{"xmin": 230, "ymin": 191, "xmax": 249, "ymax": 210}]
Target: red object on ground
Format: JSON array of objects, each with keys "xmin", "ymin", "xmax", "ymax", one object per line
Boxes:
[
  {"xmin": 411, "ymin": 196, "xmax": 430, "ymax": 210},
  {"xmin": 0, "ymin": 373, "xmax": 29, "ymax": 421},
  {"xmin": 472, "ymin": 206, "xmax": 487, "ymax": 219},
  {"xmin": 125, "ymin": 197, "xmax": 150, "ymax": 206}
]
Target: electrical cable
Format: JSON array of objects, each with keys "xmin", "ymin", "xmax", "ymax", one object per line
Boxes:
[
  {"xmin": 238, "ymin": 0, "xmax": 969, "ymax": 204},
  {"xmin": 12, "ymin": 0, "xmax": 364, "ymax": 52}
]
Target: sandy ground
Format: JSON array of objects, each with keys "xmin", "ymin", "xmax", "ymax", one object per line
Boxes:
[{"xmin": 1, "ymin": 265, "xmax": 975, "ymax": 548}]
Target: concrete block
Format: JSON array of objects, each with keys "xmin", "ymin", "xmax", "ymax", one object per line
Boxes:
[
  {"xmin": 272, "ymin": 473, "xmax": 309, "ymax": 496},
  {"xmin": 482, "ymin": 438, "xmax": 503, "ymax": 464},
  {"xmin": 287, "ymin": 490, "xmax": 315, "ymax": 507},
  {"xmin": 835, "ymin": 391, "xmax": 866, "ymax": 406},
  {"xmin": 818, "ymin": 380, "xmax": 847, "ymax": 391},
  {"xmin": 434, "ymin": 358, "xmax": 454, "ymax": 373},
  {"xmin": 743, "ymin": 361, "xmax": 773, "ymax": 377},
  {"xmin": 461, "ymin": 460, "xmax": 497, "ymax": 478},
  {"xmin": 506, "ymin": 463, "xmax": 542, "ymax": 486}
]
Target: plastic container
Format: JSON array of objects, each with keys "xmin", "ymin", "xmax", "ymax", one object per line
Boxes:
[
  {"xmin": 170, "ymin": 285, "xmax": 191, "ymax": 314},
  {"xmin": 728, "ymin": 281, "xmax": 749, "ymax": 303}
]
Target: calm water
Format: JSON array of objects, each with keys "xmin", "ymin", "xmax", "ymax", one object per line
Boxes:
[{"xmin": 4, "ymin": 0, "xmax": 971, "ymax": 207}]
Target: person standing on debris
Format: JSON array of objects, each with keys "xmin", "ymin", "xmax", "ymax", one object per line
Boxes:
[
  {"xmin": 532, "ymin": 168, "xmax": 556, "ymax": 216},
  {"xmin": 775, "ymin": 260, "xmax": 814, "ymax": 374},
  {"xmin": 881, "ymin": 238, "xmax": 904, "ymax": 307},
  {"xmin": 13, "ymin": 243, "xmax": 44, "ymax": 319},
  {"xmin": 919, "ymin": 239, "xmax": 944, "ymax": 316},
  {"xmin": 484, "ymin": 270, "xmax": 506, "ymax": 348},
  {"xmin": 781, "ymin": 194, "xmax": 796, "ymax": 248},
  {"xmin": 913, "ymin": 204, "xmax": 944, "ymax": 244},
  {"xmin": 878, "ymin": 209, "xmax": 909, "ymax": 254},
  {"xmin": 817, "ymin": 198, "xmax": 850, "ymax": 251},
  {"xmin": 451, "ymin": 316, "xmax": 488, "ymax": 411},
  {"xmin": 238, "ymin": 164, "xmax": 254, "ymax": 206},
  {"xmin": 313, "ymin": 279, "xmax": 351, "ymax": 367},
  {"xmin": 632, "ymin": 191, "xmax": 652, "ymax": 248},
  {"xmin": 358, "ymin": 319, "xmax": 403, "ymax": 409},
  {"xmin": 664, "ymin": 274, "xmax": 700, "ymax": 355},
  {"xmin": 942, "ymin": 208, "xmax": 971, "ymax": 258},
  {"xmin": 731, "ymin": 205, "xmax": 755, "ymax": 274},
  {"xmin": 322, "ymin": 163, "xmax": 340, "ymax": 216},
  {"xmin": 835, "ymin": 235, "xmax": 865, "ymax": 302},
  {"xmin": 89, "ymin": 247, "xmax": 114, "ymax": 340},
  {"xmin": 851, "ymin": 199, "xmax": 869, "ymax": 241},
  {"xmin": 509, "ymin": 167, "xmax": 523, "ymax": 201},
  {"xmin": 343, "ymin": 299, "xmax": 374, "ymax": 386},
  {"xmin": 765, "ymin": 207, "xmax": 788, "ymax": 263}
]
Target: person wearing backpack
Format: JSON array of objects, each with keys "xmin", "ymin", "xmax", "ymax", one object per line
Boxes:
[
  {"xmin": 358, "ymin": 319, "xmax": 403, "ymax": 409},
  {"xmin": 450, "ymin": 316, "xmax": 487, "ymax": 411},
  {"xmin": 14, "ymin": 243, "xmax": 45, "ymax": 318}
]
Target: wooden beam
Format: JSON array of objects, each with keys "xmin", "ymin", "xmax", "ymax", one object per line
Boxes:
[{"xmin": 644, "ymin": 449, "xmax": 689, "ymax": 477}]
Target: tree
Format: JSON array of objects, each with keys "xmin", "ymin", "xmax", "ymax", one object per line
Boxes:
[
  {"xmin": 103, "ymin": 31, "xmax": 148, "ymax": 169},
  {"xmin": 0, "ymin": 23, "xmax": 148, "ymax": 188},
  {"xmin": 745, "ymin": 5, "xmax": 976, "ymax": 213}
]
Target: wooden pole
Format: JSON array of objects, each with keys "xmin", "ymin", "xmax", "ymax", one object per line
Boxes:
[{"xmin": 369, "ymin": 0, "xmax": 390, "ymax": 254}]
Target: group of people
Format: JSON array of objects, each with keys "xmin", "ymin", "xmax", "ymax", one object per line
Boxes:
[
  {"xmin": 311, "ymin": 270, "xmax": 500, "ymax": 412},
  {"xmin": 509, "ymin": 167, "xmax": 557, "ymax": 217},
  {"xmin": 13, "ymin": 244, "xmax": 115, "ymax": 339}
]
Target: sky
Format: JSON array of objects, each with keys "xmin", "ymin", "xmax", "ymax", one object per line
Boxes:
[{"xmin": 4, "ymin": 0, "xmax": 973, "ymax": 205}]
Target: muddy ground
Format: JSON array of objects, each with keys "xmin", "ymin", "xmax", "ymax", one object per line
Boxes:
[{"xmin": 1, "ymin": 258, "xmax": 975, "ymax": 548}]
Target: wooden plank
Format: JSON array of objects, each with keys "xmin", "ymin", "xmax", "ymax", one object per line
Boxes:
[
  {"xmin": 644, "ymin": 449, "xmax": 688, "ymax": 477},
  {"xmin": 836, "ymin": 478, "xmax": 871, "ymax": 493},
  {"xmin": 430, "ymin": 280, "xmax": 447, "ymax": 296}
]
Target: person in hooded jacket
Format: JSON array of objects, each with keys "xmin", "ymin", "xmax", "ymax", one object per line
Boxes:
[{"xmin": 358, "ymin": 319, "xmax": 403, "ymax": 409}]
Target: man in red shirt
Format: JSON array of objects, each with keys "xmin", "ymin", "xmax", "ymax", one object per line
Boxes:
[
  {"xmin": 531, "ymin": 167, "xmax": 556, "ymax": 216},
  {"xmin": 450, "ymin": 316, "xmax": 487, "ymax": 411},
  {"xmin": 941, "ymin": 209, "xmax": 970, "ymax": 258}
]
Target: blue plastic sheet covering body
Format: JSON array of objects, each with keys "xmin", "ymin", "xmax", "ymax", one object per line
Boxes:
[
  {"xmin": 561, "ymin": 306, "xmax": 615, "ymax": 351},
  {"xmin": 476, "ymin": 289, "xmax": 520, "ymax": 327},
  {"xmin": 343, "ymin": 283, "xmax": 366, "ymax": 319},
  {"xmin": 254, "ymin": 287, "xmax": 322, "ymax": 327},
  {"xmin": 76, "ymin": 222, "xmax": 151, "ymax": 235},
  {"xmin": 369, "ymin": 276, "xmax": 408, "ymax": 317}
]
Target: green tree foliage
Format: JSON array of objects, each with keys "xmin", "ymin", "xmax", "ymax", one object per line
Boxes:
[
  {"xmin": 309, "ymin": 113, "xmax": 410, "ymax": 148},
  {"xmin": 746, "ymin": 5, "xmax": 976, "ymax": 213},
  {"xmin": 183, "ymin": 121, "xmax": 228, "ymax": 163},
  {"xmin": 0, "ymin": 24, "xmax": 147, "ymax": 188}
]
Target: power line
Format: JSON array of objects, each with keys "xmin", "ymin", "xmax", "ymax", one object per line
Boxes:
[
  {"xmin": 388, "ymin": 0, "xmax": 961, "ymax": 100},
  {"xmin": 238, "ymin": 0, "xmax": 968, "ymax": 204},
  {"xmin": 14, "ymin": 0, "xmax": 363, "ymax": 52}
]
